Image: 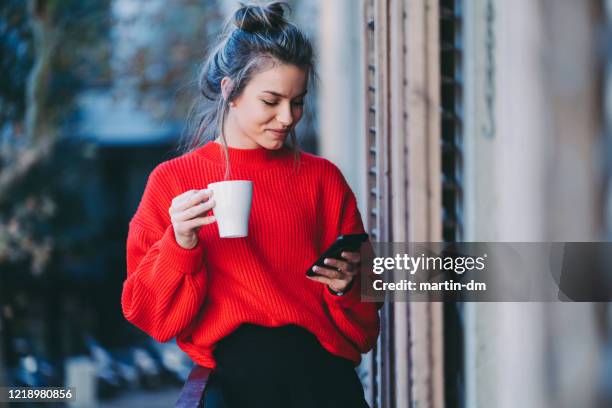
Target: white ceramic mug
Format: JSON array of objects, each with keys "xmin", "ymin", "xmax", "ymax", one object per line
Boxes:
[{"xmin": 207, "ymin": 180, "xmax": 253, "ymax": 238}]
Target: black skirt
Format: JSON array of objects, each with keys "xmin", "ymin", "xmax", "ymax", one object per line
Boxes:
[{"xmin": 202, "ymin": 323, "xmax": 370, "ymax": 408}]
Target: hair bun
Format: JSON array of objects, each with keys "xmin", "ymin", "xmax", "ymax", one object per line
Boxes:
[{"xmin": 234, "ymin": 2, "xmax": 288, "ymax": 33}]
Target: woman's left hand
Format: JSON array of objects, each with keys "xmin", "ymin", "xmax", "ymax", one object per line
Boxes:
[{"xmin": 307, "ymin": 251, "xmax": 361, "ymax": 293}]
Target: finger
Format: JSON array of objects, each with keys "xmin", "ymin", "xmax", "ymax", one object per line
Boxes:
[
  {"xmin": 306, "ymin": 274, "xmax": 334, "ymax": 286},
  {"xmin": 173, "ymin": 189, "xmax": 212, "ymax": 212},
  {"xmin": 321, "ymin": 262, "xmax": 358, "ymax": 279},
  {"xmin": 307, "ymin": 274, "xmax": 348, "ymax": 293},
  {"xmin": 172, "ymin": 189, "xmax": 198, "ymax": 204},
  {"xmin": 172, "ymin": 199, "xmax": 215, "ymax": 222},
  {"xmin": 311, "ymin": 265, "xmax": 347, "ymax": 280},
  {"xmin": 178, "ymin": 215, "xmax": 216, "ymax": 231},
  {"xmin": 341, "ymin": 251, "xmax": 361, "ymax": 263},
  {"xmin": 171, "ymin": 189, "xmax": 201, "ymax": 208},
  {"xmin": 323, "ymin": 258, "xmax": 352, "ymax": 273},
  {"xmin": 176, "ymin": 189, "xmax": 212, "ymax": 211}
]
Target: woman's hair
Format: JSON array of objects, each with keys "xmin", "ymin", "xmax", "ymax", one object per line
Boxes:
[{"xmin": 179, "ymin": 1, "xmax": 315, "ymax": 178}]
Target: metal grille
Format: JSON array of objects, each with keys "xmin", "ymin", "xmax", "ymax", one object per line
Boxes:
[
  {"xmin": 365, "ymin": 0, "xmax": 446, "ymax": 406},
  {"xmin": 440, "ymin": 1, "xmax": 466, "ymax": 408},
  {"xmin": 364, "ymin": 1, "xmax": 393, "ymax": 407},
  {"xmin": 440, "ymin": 0, "xmax": 464, "ymax": 242},
  {"xmin": 363, "ymin": 2, "xmax": 379, "ymax": 406},
  {"xmin": 366, "ymin": 0, "xmax": 379, "ymax": 242}
]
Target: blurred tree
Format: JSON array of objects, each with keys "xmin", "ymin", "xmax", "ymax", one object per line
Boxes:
[
  {"xmin": 110, "ymin": 0, "xmax": 221, "ymax": 127},
  {"xmin": 0, "ymin": 0, "xmax": 112, "ymax": 387},
  {"xmin": 0, "ymin": 0, "xmax": 112, "ymax": 267},
  {"xmin": 0, "ymin": 1, "xmax": 33, "ymax": 126}
]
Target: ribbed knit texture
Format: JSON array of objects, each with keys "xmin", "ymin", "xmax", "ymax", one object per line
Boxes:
[{"xmin": 121, "ymin": 141, "xmax": 380, "ymax": 369}]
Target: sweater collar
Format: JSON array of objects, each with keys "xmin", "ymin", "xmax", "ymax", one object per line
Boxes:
[{"xmin": 195, "ymin": 141, "xmax": 293, "ymax": 171}]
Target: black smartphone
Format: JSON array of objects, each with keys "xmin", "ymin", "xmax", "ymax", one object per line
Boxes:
[{"xmin": 306, "ymin": 233, "xmax": 369, "ymax": 277}]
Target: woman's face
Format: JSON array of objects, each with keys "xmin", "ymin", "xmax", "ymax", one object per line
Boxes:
[{"xmin": 221, "ymin": 62, "xmax": 308, "ymax": 150}]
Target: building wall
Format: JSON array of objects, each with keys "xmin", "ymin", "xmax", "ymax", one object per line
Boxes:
[
  {"xmin": 464, "ymin": 1, "xmax": 608, "ymax": 408},
  {"xmin": 318, "ymin": 0, "xmax": 367, "ymax": 212}
]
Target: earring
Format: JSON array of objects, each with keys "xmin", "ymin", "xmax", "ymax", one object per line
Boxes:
[{"xmin": 229, "ymin": 101, "xmax": 236, "ymax": 107}]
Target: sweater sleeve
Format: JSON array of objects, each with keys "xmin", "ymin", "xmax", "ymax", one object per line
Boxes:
[
  {"xmin": 121, "ymin": 164, "xmax": 208, "ymax": 343},
  {"xmin": 319, "ymin": 161, "xmax": 381, "ymax": 354}
]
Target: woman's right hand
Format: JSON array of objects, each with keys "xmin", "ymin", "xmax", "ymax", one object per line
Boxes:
[{"xmin": 169, "ymin": 189, "xmax": 216, "ymax": 249}]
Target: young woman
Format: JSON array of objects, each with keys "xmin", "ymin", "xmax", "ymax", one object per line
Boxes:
[{"xmin": 121, "ymin": 2, "xmax": 380, "ymax": 407}]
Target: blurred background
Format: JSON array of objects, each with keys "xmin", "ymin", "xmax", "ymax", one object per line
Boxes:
[{"xmin": 0, "ymin": 0, "xmax": 611, "ymax": 407}]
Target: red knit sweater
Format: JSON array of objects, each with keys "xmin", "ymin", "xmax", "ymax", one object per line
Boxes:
[{"xmin": 121, "ymin": 141, "xmax": 380, "ymax": 368}]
